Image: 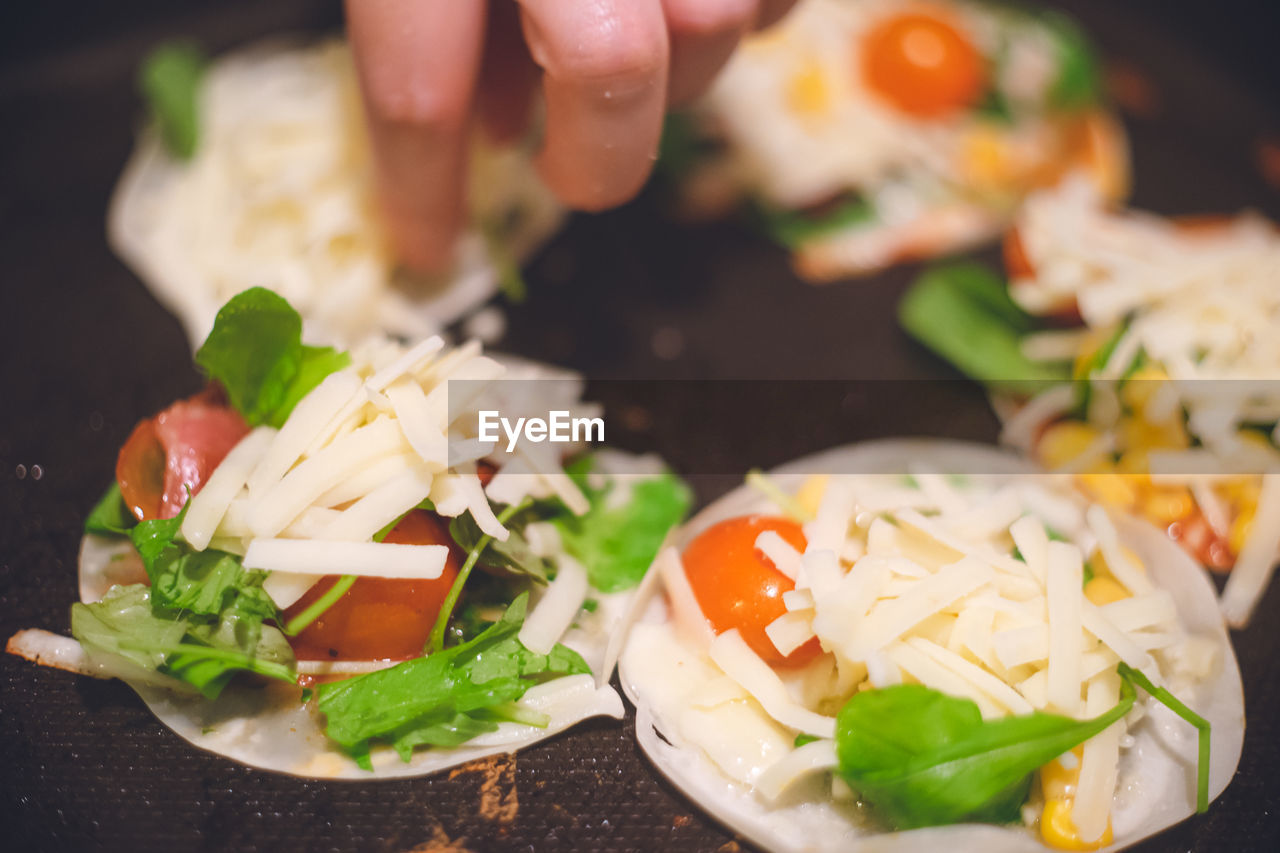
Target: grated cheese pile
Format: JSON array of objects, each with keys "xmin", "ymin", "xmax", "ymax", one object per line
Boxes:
[
  {"xmin": 178, "ymin": 332, "xmax": 600, "ymax": 624},
  {"xmin": 627, "ymin": 470, "xmax": 1218, "ymax": 848},
  {"xmin": 1008, "ymin": 179, "xmax": 1280, "ymax": 626},
  {"xmin": 110, "ymin": 40, "xmax": 563, "ymax": 348}
]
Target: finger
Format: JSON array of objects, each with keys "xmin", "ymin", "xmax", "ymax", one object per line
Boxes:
[
  {"xmin": 345, "ymin": 0, "xmax": 486, "ymax": 271},
  {"xmin": 477, "ymin": 0, "xmax": 540, "ymax": 142},
  {"xmin": 662, "ymin": 0, "xmax": 757, "ymax": 106},
  {"xmin": 517, "ymin": 0, "xmax": 669, "ymax": 211},
  {"xmin": 754, "ymin": 0, "xmax": 799, "ymax": 30}
]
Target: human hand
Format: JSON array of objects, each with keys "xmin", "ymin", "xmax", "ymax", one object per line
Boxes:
[{"xmin": 346, "ymin": 0, "xmax": 798, "ymax": 271}]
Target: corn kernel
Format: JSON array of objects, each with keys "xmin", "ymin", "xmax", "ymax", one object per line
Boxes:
[
  {"xmin": 963, "ymin": 126, "xmax": 1010, "ymax": 187},
  {"xmin": 1120, "ymin": 417, "xmax": 1189, "ymax": 453},
  {"xmin": 786, "ymin": 61, "xmax": 830, "ymax": 116},
  {"xmin": 1039, "ymin": 747, "xmax": 1083, "ymax": 799},
  {"xmin": 1090, "ymin": 545, "xmax": 1145, "ymax": 585},
  {"xmin": 1085, "ymin": 576, "xmax": 1130, "ymax": 606},
  {"xmin": 1142, "ymin": 486, "xmax": 1195, "ymax": 525},
  {"xmin": 795, "ymin": 475, "xmax": 829, "ymax": 518},
  {"xmin": 1230, "ymin": 505, "xmax": 1257, "ymax": 556},
  {"xmin": 1039, "ymin": 422, "xmax": 1104, "ymax": 471},
  {"xmin": 1078, "ymin": 472, "xmax": 1139, "ymax": 510},
  {"xmin": 1114, "ymin": 449, "xmax": 1152, "ymax": 477},
  {"xmin": 1041, "ymin": 798, "xmax": 1114, "ymax": 850},
  {"xmin": 1120, "ymin": 365, "xmax": 1169, "ymax": 413}
]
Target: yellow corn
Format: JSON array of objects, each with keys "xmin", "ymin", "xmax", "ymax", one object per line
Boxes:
[
  {"xmin": 1072, "ymin": 330, "xmax": 1113, "ymax": 379},
  {"xmin": 1039, "ymin": 747, "xmax": 1082, "ymax": 799},
  {"xmin": 1039, "ymin": 422, "xmax": 1104, "ymax": 471},
  {"xmin": 1230, "ymin": 504, "xmax": 1257, "ymax": 556},
  {"xmin": 1077, "ymin": 471, "xmax": 1139, "ymax": 510},
  {"xmin": 795, "ymin": 475, "xmax": 829, "ymax": 518},
  {"xmin": 1041, "ymin": 798, "xmax": 1114, "ymax": 850},
  {"xmin": 962, "ymin": 126, "xmax": 1010, "ymax": 188},
  {"xmin": 786, "ymin": 61, "xmax": 830, "ymax": 116},
  {"xmin": 1120, "ymin": 417, "xmax": 1189, "ymax": 454},
  {"xmin": 1114, "ymin": 449, "xmax": 1152, "ymax": 477},
  {"xmin": 1084, "ymin": 576, "xmax": 1130, "ymax": 606},
  {"xmin": 1141, "ymin": 486, "xmax": 1196, "ymax": 525},
  {"xmin": 1120, "ymin": 365, "xmax": 1169, "ymax": 414}
]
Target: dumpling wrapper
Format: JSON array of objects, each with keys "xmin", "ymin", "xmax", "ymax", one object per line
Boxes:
[{"xmin": 620, "ymin": 439, "xmax": 1244, "ymax": 852}]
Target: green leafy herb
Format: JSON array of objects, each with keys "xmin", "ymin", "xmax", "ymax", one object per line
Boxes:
[
  {"xmin": 71, "ymin": 584, "xmax": 294, "ymax": 700},
  {"xmin": 657, "ymin": 111, "xmax": 719, "ymax": 180},
  {"xmin": 749, "ymin": 194, "xmax": 875, "ymax": 249},
  {"xmin": 449, "ymin": 509, "xmax": 552, "ymax": 585},
  {"xmin": 317, "ymin": 593, "xmax": 589, "ymax": 768},
  {"xmin": 1043, "ymin": 12, "xmax": 1101, "ymax": 110},
  {"xmin": 429, "ymin": 501, "xmax": 533, "ymax": 653},
  {"xmin": 284, "ymin": 575, "xmax": 356, "ymax": 636},
  {"xmin": 195, "ymin": 287, "xmax": 350, "ymax": 427},
  {"xmin": 85, "ymin": 483, "xmax": 136, "ymax": 536},
  {"xmin": 899, "ymin": 263, "xmax": 1071, "ymax": 394},
  {"xmin": 139, "ymin": 43, "xmax": 206, "ymax": 159},
  {"xmin": 794, "ymin": 733, "xmax": 820, "ymax": 748},
  {"xmin": 1118, "ymin": 663, "xmax": 1211, "ymax": 813},
  {"xmin": 552, "ymin": 456, "xmax": 693, "ymax": 593},
  {"xmin": 835, "ymin": 680, "xmax": 1135, "ymax": 829}
]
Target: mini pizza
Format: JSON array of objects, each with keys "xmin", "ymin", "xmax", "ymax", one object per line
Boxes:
[
  {"xmin": 7, "ymin": 288, "xmax": 691, "ymax": 778},
  {"xmin": 663, "ymin": 0, "xmax": 1128, "ymax": 280},
  {"xmin": 901, "ymin": 178, "xmax": 1280, "ymax": 626},
  {"xmin": 620, "ymin": 440, "xmax": 1242, "ymax": 852},
  {"xmin": 110, "ymin": 40, "xmax": 564, "ymax": 348}
]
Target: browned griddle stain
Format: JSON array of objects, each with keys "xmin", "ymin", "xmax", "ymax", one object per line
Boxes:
[
  {"xmin": 448, "ymin": 753, "xmax": 519, "ymax": 825},
  {"xmin": 1256, "ymin": 137, "xmax": 1280, "ymax": 190},
  {"xmin": 402, "ymin": 823, "xmax": 473, "ymax": 853},
  {"xmin": 716, "ymin": 842, "xmax": 743, "ymax": 853},
  {"xmin": 672, "ymin": 814, "xmax": 694, "ymax": 829},
  {"xmin": 1105, "ymin": 60, "xmax": 1161, "ymax": 119}
]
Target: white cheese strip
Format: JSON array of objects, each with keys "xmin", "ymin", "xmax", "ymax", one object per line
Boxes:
[
  {"xmin": 319, "ymin": 464, "xmax": 434, "ymax": 542},
  {"xmin": 263, "ymin": 571, "xmax": 322, "ymax": 609},
  {"xmin": 1046, "ymin": 541, "xmax": 1084, "ymax": 716},
  {"xmin": 690, "ymin": 675, "xmax": 751, "ymax": 708},
  {"xmin": 1221, "ymin": 473, "xmax": 1280, "ymax": 627},
  {"xmin": 295, "ymin": 659, "xmax": 399, "ymax": 676},
  {"xmin": 519, "ymin": 554, "xmax": 588, "ymax": 655},
  {"xmin": 1086, "ymin": 505, "xmax": 1154, "ymax": 595},
  {"xmin": 384, "ymin": 377, "xmax": 448, "ymax": 468},
  {"xmin": 755, "ymin": 739, "xmax": 839, "ymax": 802},
  {"xmin": 755, "ymin": 530, "xmax": 802, "ymax": 580},
  {"xmin": 313, "ymin": 454, "xmax": 410, "ymax": 508},
  {"xmin": 427, "ymin": 470, "xmax": 509, "ymax": 541},
  {"xmin": 364, "ymin": 335, "xmax": 445, "ymax": 392},
  {"xmin": 243, "ymin": 539, "xmax": 449, "ymax": 579},
  {"xmin": 1082, "ymin": 601, "xmax": 1158, "ymax": 681},
  {"xmin": 182, "ymin": 426, "xmax": 276, "ymax": 550},
  {"xmin": 883, "ymin": 640, "xmax": 1002, "ymax": 719},
  {"xmin": 895, "ymin": 509, "xmax": 1028, "ymax": 577},
  {"xmin": 907, "ymin": 636, "xmax": 1034, "ymax": 715},
  {"xmin": 216, "ymin": 501, "xmax": 343, "ymax": 541},
  {"xmin": 940, "ymin": 487, "xmax": 1023, "ymax": 542},
  {"xmin": 912, "ymin": 473, "xmax": 968, "ymax": 515},
  {"xmin": 657, "ymin": 546, "xmax": 716, "ymax": 650},
  {"xmin": 765, "ymin": 611, "xmax": 816, "ymax": 657},
  {"xmin": 782, "ymin": 588, "xmax": 815, "ymax": 612},
  {"xmin": 1009, "ymin": 514, "xmax": 1050, "ymax": 586},
  {"xmin": 1072, "ymin": 670, "xmax": 1123, "ymax": 843},
  {"xmin": 852, "ymin": 556, "xmax": 993, "ymax": 656},
  {"xmin": 1098, "ymin": 590, "xmax": 1177, "ymax": 633},
  {"xmin": 709, "ymin": 629, "xmax": 837, "ymax": 738},
  {"xmin": 803, "ymin": 479, "xmax": 854, "ymax": 556},
  {"xmin": 249, "ymin": 418, "xmax": 407, "ymax": 538},
  {"xmin": 865, "ymin": 649, "xmax": 901, "ymax": 687},
  {"xmin": 245, "ymin": 368, "xmax": 362, "ymax": 496}
]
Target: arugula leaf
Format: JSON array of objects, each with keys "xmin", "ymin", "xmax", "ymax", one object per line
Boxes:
[
  {"xmin": 139, "ymin": 43, "xmax": 206, "ymax": 159},
  {"xmin": 449, "ymin": 510, "xmax": 552, "ymax": 584},
  {"xmin": 835, "ymin": 680, "xmax": 1135, "ymax": 829},
  {"xmin": 552, "ymin": 456, "xmax": 693, "ymax": 593},
  {"xmin": 900, "ymin": 263, "xmax": 1071, "ymax": 394},
  {"xmin": 71, "ymin": 585, "xmax": 295, "ymax": 700},
  {"xmin": 317, "ymin": 594, "xmax": 588, "ymax": 767},
  {"xmin": 195, "ymin": 288, "xmax": 349, "ymax": 427},
  {"xmin": 85, "ymin": 483, "xmax": 136, "ymax": 536},
  {"xmin": 1043, "ymin": 12, "xmax": 1101, "ymax": 110},
  {"xmin": 749, "ymin": 194, "xmax": 875, "ymax": 250}
]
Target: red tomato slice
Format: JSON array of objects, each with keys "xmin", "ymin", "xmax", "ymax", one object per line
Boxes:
[
  {"xmin": 682, "ymin": 515, "xmax": 821, "ymax": 667},
  {"xmin": 285, "ymin": 510, "xmax": 463, "ymax": 661},
  {"xmin": 861, "ymin": 10, "xmax": 985, "ymax": 118}
]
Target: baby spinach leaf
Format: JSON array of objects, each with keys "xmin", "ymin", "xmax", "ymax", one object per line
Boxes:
[
  {"xmin": 900, "ymin": 263, "xmax": 1071, "ymax": 394},
  {"xmin": 552, "ymin": 456, "xmax": 693, "ymax": 593},
  {"xmin": 449, "ymin": 509, "xmax": 552, "ymax": 584},
  {"xmin": 317, "ymin": 593, "xmax": 588, "ymax": 766},
  {"xmin": 835, "ymin": 680, "xmax": 1135, "ymax": 829},
  {"xmin": 195, "ymin": 288, "xmax": 349, "ymax": 427},
  {"xmin": 749, "ymin": 194, "xmax": 875, "ymax": 249},
  {"xmin": 139, "ymin": 43, "xmax": 206, "ymax": 159},
  {"xmin": 85, "ymin": 482, "xmax": 136, "ymax": 536},
  {"xmin": 1043, "ymin": 12, "xmax": 1101, "ymax": 110}
]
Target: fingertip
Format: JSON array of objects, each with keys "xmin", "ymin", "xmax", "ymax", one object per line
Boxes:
[{"xmin": 537, "ymin": 148, "xmax": 657, "ymax": 212}]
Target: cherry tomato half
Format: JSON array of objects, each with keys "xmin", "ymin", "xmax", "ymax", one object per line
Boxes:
[
  {"xmin": 285, "ymin": 510, "xmax": 463, "ymax": 661},
  {"xmin": 682, "ymin": 515, "xmax": 821, "ymax": 666},
  {"xmin": 861, "ymin": 10, "xmax": 985, "ymax": 118},
  {"xmin": 117, "ymin": 417, "xmax": 167, "ymax": 522}
]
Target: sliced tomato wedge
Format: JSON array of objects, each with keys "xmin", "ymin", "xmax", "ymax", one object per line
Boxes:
[
  {"xmin": 116, "ymin": 386, "xmax": 250, "ymax": 521},
  {"xmin": 285, "ymin": 510, "xmax": 464, "ymax": 661}
]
